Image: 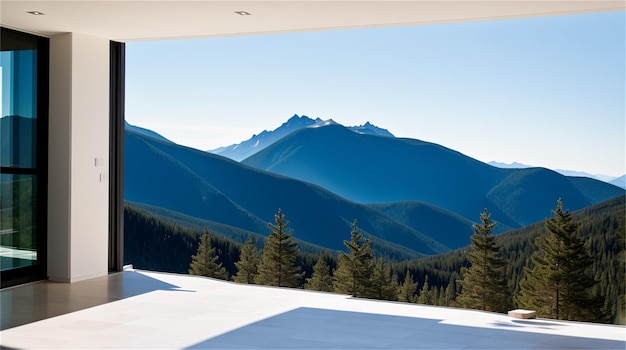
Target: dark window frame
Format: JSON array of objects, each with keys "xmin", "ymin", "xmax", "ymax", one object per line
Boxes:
[{"xmin": 0, "ymin": 27, "xmax": 49, "ymax": 288}]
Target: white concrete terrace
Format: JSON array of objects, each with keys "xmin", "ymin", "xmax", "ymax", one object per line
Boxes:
[{"xmin": 1, "ymin": 268, "xmax": 624, "ymax": 349}]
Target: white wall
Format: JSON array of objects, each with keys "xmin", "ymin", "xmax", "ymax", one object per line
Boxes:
[{"xmin": 48, "ymin": 32, "xmax": 110, "ymax": 282}]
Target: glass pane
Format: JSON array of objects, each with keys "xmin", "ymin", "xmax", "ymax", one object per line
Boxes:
[
  {"xmin": 0, "ymin": 174, "xmax": 38, "ymax": 271},
  {"xmin": 0, "ymin": 48, "xmax": 38, "ymax": 168}
]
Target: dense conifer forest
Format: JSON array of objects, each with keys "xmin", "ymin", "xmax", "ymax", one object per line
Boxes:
[{"xmin": 124, "ymin": 195, "xmax": 625, "ymax": 324}]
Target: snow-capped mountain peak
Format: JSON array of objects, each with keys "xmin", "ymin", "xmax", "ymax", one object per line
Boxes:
[{"xmin": 209, "ymin": 114, "xmax": 395, "ymax": 161}]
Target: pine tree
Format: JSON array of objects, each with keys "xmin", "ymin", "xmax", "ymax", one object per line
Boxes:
[
  {"xmin": 436, "ymin": 286, "xmax": 445, "ymax": 306},
  {"xmin": 233, "ymin": 236, "xmax": 260, "ymax": 284},
  {"xmin": 457, "ymin": 209, "xmax": 510, "ymax": 312},
  {"xmin": 443, "ymin": 274, "xmax": 459, "ymax": 307},
  {"xmin": 519, "ymin": 199, "xmax": 599, "ymax": 321},
  {"xmin": 333, "ymin": 219, "xmax": 374, "ymax": 297},
  {"xmin": 255, "ymin": 209, "xmax": 301, "ymax": 287},
  {"xmin": 188, "ymin": 228, "xmax": 228, "ymax": 280},
  {"xmin": 418, "ymin": 274, "xmax": 434, "ymax": 305},
  {"xmin": 370, "ymin": 258, "xmax": 397, "ymax": 300},
  {"xmin": 397, "ymin": 271, "xmax": 418, "ymax": 303},
  {"xmin": 304, "ymin": 252, "xmax": 334, "ymax": 292}
]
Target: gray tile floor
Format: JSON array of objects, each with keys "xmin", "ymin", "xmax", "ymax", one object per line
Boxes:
[
  {"xmin": 1, "ymin": 269, "xmax": 624, "ymax": 349},
  {"xmin": 1, "ymin": 268, "xmax": 179, "ymax": 330}
]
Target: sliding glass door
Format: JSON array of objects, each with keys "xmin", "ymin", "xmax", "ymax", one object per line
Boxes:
[{"xmin": 1, "ymin": 27, "xmax": 49, "ymax": 288}]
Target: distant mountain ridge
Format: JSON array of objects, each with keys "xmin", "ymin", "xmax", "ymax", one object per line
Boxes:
[
  {"xmin": 209, "ymin": 114, "xmax": 393, "ymax": 161},
  {"xmin": 610, "ymin": 175, "xmax": 626, "ymax": 189},
  {"xmin": 488, "ymin": 160, "xmax": 625, "ymax": 188},
  {"xmin": 206, "ymin": 115, "xmax": 620, "ymax": 187}
]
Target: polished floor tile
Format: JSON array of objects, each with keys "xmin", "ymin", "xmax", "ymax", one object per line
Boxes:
[{"xmin": 1, "ymin": 269, "xmax": 179, "ymax": 330}]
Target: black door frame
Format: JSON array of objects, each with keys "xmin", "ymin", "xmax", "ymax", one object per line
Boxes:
[{"xmin": 109, "ymin": 41, "xmax": 125, "ymax": 272}]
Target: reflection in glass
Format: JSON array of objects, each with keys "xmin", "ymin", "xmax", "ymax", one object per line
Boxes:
[
  {"xmin": 0, "ymin": 49, "xmax": 38, "ymax": 168},
  {"xmin": 0, "ymin": 174, "xmax": 37, "ymax": 270},
  {"xmin": 1, "ymin": 27, "xmax": 46, "ymax": 286}
]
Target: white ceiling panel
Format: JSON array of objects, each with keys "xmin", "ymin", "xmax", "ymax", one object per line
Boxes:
[{"xmin": 1, "ymin": 1, "xmax": 624, "ymax": 41}]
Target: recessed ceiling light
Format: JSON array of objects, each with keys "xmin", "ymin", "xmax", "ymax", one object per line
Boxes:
[
  {"xmin": 234, "ymin": 11, "xmax": 251, "ymax": 16},
  {"xmin": 27, "ymin": 11, "xmax": 45, "ymax": 15}
]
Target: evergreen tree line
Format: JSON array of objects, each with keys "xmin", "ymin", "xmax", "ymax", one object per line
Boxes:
[
  {"xmin": 125, "ymin": 204, "xmax": 320, "ymax": 279},
  {"xmin": 127, "ymin": 195, "xmax": 625, "ymax": 324},
  {"xmin": 392, "ymin": 196, "xmax": 625, "ymax": 324}
]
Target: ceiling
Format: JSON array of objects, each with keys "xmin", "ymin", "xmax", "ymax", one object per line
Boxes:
[{"xmin": 1, "ymin": 1, "xmax": 624, "ymax": 42}]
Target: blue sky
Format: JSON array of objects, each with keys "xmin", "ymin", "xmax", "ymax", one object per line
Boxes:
[{"xmin": 126, "ymin": 11, "xmax": 625, "ymax": 177}]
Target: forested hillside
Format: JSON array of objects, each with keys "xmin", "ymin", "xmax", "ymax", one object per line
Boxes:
[
  {"xmin": 124, "ymin": 204, "xmax": 319, "ymax": 279},
  {"xmin": 397, "ymin": 195, "xmax": 625, "ymax": 323}
]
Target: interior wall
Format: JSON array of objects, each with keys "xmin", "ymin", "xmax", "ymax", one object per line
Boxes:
[{"xmin": 48, "ymin": 32, "xmax": 110, "ymax": 282}]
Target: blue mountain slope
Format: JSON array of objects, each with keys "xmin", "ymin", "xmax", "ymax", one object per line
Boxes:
[
  {"xmin": 242, "ymin": 124, "xmax": 625, "ymax": 228},
  {"xmin": 125, "ymin": 132, "xmax": 268, "ymax": 234},
  {"xmin": 125, "ymin": 121, "xmax": 172, "ymax": 143},
  {"xmin": 125, "ymin": 129, "xmax": 448, "ymax": 258},
  {"xmin": 369, "ymin": 201, "xmax": 493, "ymax": 249},
  {"xmin": 569, "ymin": 175, "xmax": 626, "ymax": 200},
  {"xmin": 486, "ymin": 168, "xmax": 593, "ymax": 226}
]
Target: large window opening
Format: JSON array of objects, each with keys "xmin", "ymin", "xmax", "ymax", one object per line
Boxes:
[
  {"xmin": 119, "ymin": 12, "xmax": 624, "ymax": 322},
  {"xmin": 122, "ymin": 12, "xmax": 624, "ymax": 271},
  {"xmin": 0, "ymin": 27, "xmax": 49, "ymax": 288}
]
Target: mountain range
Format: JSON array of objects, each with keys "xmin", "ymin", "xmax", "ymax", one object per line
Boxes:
[
  {"xmin": 125, "ymin": 128, "xmax": 449, "ymax": 259},
  {"xmin": 124, "ymin": 116, "xmax": 623, "ymax": 260},
  {"xmin": 242, "ymin": 123, "xmax": 623, "ymax": 228},
  {"xmin": 207, "ymin": 114, "xmax": 623, "ymax": 189}
]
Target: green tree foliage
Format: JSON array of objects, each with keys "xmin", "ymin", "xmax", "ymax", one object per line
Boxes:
[
  {"xmin": 616, "ymin": 216, "xmax": 625, "ymax": 324},
  {"xmin": 397, "ymin": 271, "xmax": 418, "ymax": 303},
  {"xmin": 370, "ymin": 258, "xmax": 397, "ymax": 300},
  {"xmin": 443, "ymin": 273, "xmax": 459, "ymax": 307},
  {"xmin": 418, "ymin": 274, "xmax": 434, "ymax": 305},
  {"xmin": 436, "ymin": 286, "xmax": 445, "ymax": 306},
  {"xmin": 395, "ymin": 196, "xmax": 624, "ymax": 323},
  {"xmin": 304, "ymin": 252, "xmax": 335, "ymax": 292},
  {"xmin": 0, "ymin": 177, "xmax": 36, "ymax": 249},
  {"xmin": 124, "ymin": 204, "xmax": 242, "ymax": 275},
  {"xmin": 457, "ymin": 209, "xmax": 510, "ymax": 312},
  {"xmin": 519, "ymin": 199, "xmax": 600, "ymax": 321},
  {"xmin": 124, "ymin": 205, "xmax": 198, "ymax": 273},
  {"xmin": 255, "ymin": 209, "xmax": 301, "ymax": 287},
  {"xmin": 334, "ymin": 219, "xmax": 374, "ymax": 297},
  {"xmin": 233, "ymin": 236, "xmax": 260, "ymax": 284},
  {"xmin": 189, "ymin": 228, "xmax": 228, "ymax": 280}
]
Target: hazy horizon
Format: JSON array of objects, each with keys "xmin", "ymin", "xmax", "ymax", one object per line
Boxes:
[{"xmin": 126, "ymin": 11, "xmax": 625, "ymax": 177}]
